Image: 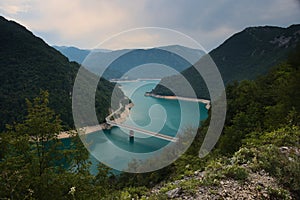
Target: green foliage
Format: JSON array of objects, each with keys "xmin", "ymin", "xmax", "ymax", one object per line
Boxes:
[
  {"xmin": 244, "ymin": 126, "xmax": 300, "ymax": 147},
  {"xmin": 119, "ymin": 186, "xmax": 149, "ymax": 199},
  {"xmin": 1, "ymin": 17, "xmax": 300, "ymax": 199},
  {"xmin": 0, "ymin": 92, "xmax": 118, "ymax": 199},
  {"xmin": 152, "ymin": 24, "xmax": 300, "ymax": 99},
  {"xmin": 201, "ymin": 158, "xmax": 226, "ymax": 186},
  {"xmin": 189, "ymin": 58, "xmax": 300, "ymax": 195},
  {"xmin": 0, "ymin": 16, "xmax": 125, "ymax": 131},
  {"xmin": 267, "ymin": 187, "xmax": 291, "ymax": 200},
  {"xmin": 159, "ymin": 182, "xmax": 178, "ymax": 193},
  {"xmin": 230, "ymin": 144, "xmax": 300, "ymax": 197},
  {"xmin": 254, "ymin": 145, "xmax": 300, "ymax": 195},
  {"xmin": 159, "ymin": 178, "xmax": 200, "ymax": 197},
  {"xmin": 217, "ymin": 57, "xmax": 300, "ymax": 155},
  {"xmin": 223, "ymin": 165, "xmax": 248, "ymax": 181},
  {"xmin": 179, "ymin": 179, "xmax": 200, "ymax": 195},
  {"xmin": 0, "ymin": 91, "xmax": 68, "ymax": 199},
  {"xmin": 231, "ymin": 147, "xmax": 260, "ymax": 166},
  {"xmin": 200, "ymin": 157, "xmax": 249, "ymax": 186}
]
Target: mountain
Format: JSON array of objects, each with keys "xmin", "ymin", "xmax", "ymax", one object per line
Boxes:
[
  {"xmin": 55, "ymin": 45, "xmax": 205, "ymax": 80},
  {"xmin": 53, "ymin": 46, "xmax": 91, "ymax": 64},
  {"xmin": 52, "ymin": 46, "xmax": 112, "ymax": 64},
  {"xmin": 0, "ymin": 16, "xmax": 124, "ymax": 131},
  {"xmin": 151, "ymin": 24, "xmax": 300, "ymax": 99}
]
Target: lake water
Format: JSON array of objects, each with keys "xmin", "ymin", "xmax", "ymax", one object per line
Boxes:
[{"xmin": 85, "ymin": 80, "xmax": 208, "ymax": 174}]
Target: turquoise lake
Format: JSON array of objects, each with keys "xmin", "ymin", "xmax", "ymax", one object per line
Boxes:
[{"xmin": 83, "ymin": 80, "xmax": 208, "ymax": 174}]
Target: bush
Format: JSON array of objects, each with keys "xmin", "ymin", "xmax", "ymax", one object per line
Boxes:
[
  {"xmin": 243, "ymin": 145, "xmax": 300, "ymax": 198},
  {"xmin": 244, "ymin": 126, "xmax": 300, "ymax": 147},
  {"xmin": 224, "ymin": 165, "xmax": 249, "ymax": 181},
  {"xmin": 267, "ymin": 187, "xmax": 291, "ymax": 200},
  {"xmin": 120, "ymin": 187, "xmax": 149, "ymax": 199},
  {"xmin": 231, "ymin": 147, "xmax": 259, "ymax": 165},
  {"xmin": 179, "ymin": 179, "xmax": 200, "ymax": 195}
]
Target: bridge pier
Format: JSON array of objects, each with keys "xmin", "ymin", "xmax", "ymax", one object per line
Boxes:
[
  {"xmin": 129, "ymin": 130, "xmax": 134, "ymax": 143},
  {"xmin": 106, "ymin": 120, "xmax": 178, "ymax": 142}
]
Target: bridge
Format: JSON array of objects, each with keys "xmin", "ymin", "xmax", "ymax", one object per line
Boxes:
[{"xmin": 106, "ymin": 104, "xmax": 178, "ymax": 143}]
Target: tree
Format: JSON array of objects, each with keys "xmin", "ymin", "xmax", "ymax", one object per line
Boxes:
[{"xmin": 0, "ymin": 91, "xmax": 72, "ymax": 199}]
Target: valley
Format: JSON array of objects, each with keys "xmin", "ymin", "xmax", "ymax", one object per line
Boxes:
[{"xmin": 0, "ymin": 13, "xmax": 299, "ymax": 199}]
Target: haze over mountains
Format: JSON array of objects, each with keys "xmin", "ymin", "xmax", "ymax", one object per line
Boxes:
[
  {"xmin": 55, "ymin": 24, "xmax": 300, "ymax": 100},
  {"xmin": 53, "ymin": 46, "xmax": 111, "ymax": 64},
  {"xmin": 1, "ymin": 14, "xmax": 299, "ymax": 131},
  {"xmin": 54, "ymin": 45, "xmax": 205, "ymax": 80},
  {"xmin": 151, "ymin": 24, "xmax": 300, "ymax": 99},
  {"xmin": 1, "ymin": 12, "xmax": 300, "ymax": 199}
]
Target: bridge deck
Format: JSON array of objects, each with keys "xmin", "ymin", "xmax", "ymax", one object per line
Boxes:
[
  {"xmin": 107, "ymin": 120, "xmax": 178, "ymax": 142},
  {"xmin": 106, "ymin": 104, "xmax": 178, "ymax": 143}
]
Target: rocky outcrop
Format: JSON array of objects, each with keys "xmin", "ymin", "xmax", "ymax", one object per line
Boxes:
[{"xmin": 151, "ymin": 169, "xmax": 292, "ymax": 199}]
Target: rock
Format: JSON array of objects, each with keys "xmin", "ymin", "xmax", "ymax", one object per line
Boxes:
[
  {"xmin": 194, "ymin": 170, "xmax": 200, "ymax": 175},
  {"xmin": 166, "ymin": 188, "xmax": 181, "ymax": 198},
  {"xmin": 257, "ymin": 181, "xmax": 264, "ymax": 187},
  {"xmin": 279, "ymin": 146, "xmax": 289, "ymax": 153},
  {"xmin": 152, "ymin": 163, "xmax": 292, "ymax": 199},
  {"xmin": 198, "ymin": 171, "xmax": 206, "ymax": 178}
]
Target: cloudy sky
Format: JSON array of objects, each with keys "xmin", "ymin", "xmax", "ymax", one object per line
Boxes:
[{"xmin": 1, "ymin": 0, "xmax": 300, "ymax": 51}]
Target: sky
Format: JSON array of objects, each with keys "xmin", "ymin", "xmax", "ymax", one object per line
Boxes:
[{"xmin": 0, "ymin": 0, "xmax": 300, "ymax": 51}]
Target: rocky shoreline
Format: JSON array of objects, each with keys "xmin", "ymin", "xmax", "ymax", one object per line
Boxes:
[
  {"xmin": 112, "ymin": 103, "xmax": 134, "ymax": 124},
  {"xmin": 58, "ymin": 103, "xmax": 134, "ymax": 139}
]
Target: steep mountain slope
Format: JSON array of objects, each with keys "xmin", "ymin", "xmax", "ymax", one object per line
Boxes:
[
  {"xmin": 0, "ymin": 16, "xmax": 124, "ymax": 131},
  {"xmin": 116, "ymin": 46, "xmax": 300, "ymax": 199},
  {"xmin": 151, "ymin": 24, "xmax": 300, "ymax": 99},
  {"xmin": 55, "ymin": 45, "xmax": 205, "ymax": 80}
]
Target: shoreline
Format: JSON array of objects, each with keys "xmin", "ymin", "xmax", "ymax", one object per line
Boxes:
[
  {"xmin": 58, "ymin": 124, "xmax": 107, "ymax": 139},
  {"xmin": 145, "ymin": 92, "xmax": 211, "ymax": 110},
  {"xmin": 58, "ymin": 103, "xmax": 134, "ymax": 139},
  {"xmin": 112, "ymin": 103, "xmax": 134, "ymax": 124},
  {"xmin": 110, "ymin": 78, "xmax": 161, "ymax": 83}
]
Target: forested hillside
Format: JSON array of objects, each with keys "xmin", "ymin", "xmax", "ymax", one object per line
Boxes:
[
  {"xmin": 0, "ymin": 16, "xmax": 124, "ymax": 131},
  {"xmin": 152, "ymin": 24, "xmax": 300, "ymax": 99},
  {"xmin": 0, "ymin": 16, "xmax": 299, "ymax": 199},
  {"xmin": 110, "ymin": 43, "xmax": 300, "ymax": 199},
  {"xmin": 1, "ymin": 36, "xmax": 298, "ymax": 200}
]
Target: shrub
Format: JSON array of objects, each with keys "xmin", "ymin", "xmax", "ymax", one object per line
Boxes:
[
  {"xmin": 179, "ymin": 179, "xmax": 200, "ymax": 195},
  {"xmin": 224, "ymin": 165, "xmax": 249, "ymax": 181},
  {"xmin": 231, "ymin": 147, "xmax": 259, "ymax": 165},
  {"xmin": 120, "ymin": 187, "xmax": 149, "ymax": 199},
  {"xmin": 247, "ymin": 145, "xmax": 300, "ymax": 198},
  {"xmin": 267, "ymin": 187, "xmax": 291, "ymax": 200}
]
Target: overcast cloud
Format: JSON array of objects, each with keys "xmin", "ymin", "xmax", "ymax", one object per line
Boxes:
[{"xmin": 0, "ymin": 0, "xmax": 299, "ymax": 50}]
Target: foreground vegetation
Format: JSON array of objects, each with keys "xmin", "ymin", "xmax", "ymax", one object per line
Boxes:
[{"xmin": 1, "ymin": 47, "xmax": 299, "ymax": 199}]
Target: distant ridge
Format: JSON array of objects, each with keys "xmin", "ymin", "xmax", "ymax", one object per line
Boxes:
[
  {"xmin": 151, "ymin": 24, "xmax": 300, "ymax": 99},
  {"xmin": 55, "ymin": 45, "xmax": 205, "ymax": 80}
]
